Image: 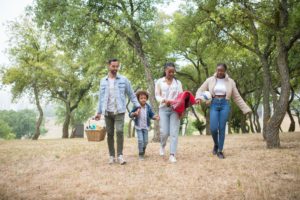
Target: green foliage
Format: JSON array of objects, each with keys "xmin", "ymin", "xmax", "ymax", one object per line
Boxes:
[
  {"xmin": 192, "ymin": 119, "xmax": 206, "ymax": 135},
  {"xmin": 0, "ymin": 109, "xmax": 46, "ymax": 139},
  {"xmin": 0, "ymin": 119, "xmax": 15, "ymax": 139},
  {"xmin": 55, "ymin": 96, "xmax": 96, "ymax": 128}
]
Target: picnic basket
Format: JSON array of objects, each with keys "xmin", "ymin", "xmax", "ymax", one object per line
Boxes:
[{"xmin": 85, "ymin": 119, "xmax": 106, "ymax": 142}]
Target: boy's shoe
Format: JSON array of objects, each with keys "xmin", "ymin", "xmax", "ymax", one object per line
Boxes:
[
  {"xmin": 117, "ymin": 155, "xmax": 127, "ymax": 165},
  {"xmin": 217, "ymin": 151, "xmax": 225, "ymax": 159},
  {"xmin": 139, "ymin": 155, "xmax": 144, "ymax": 160},
  {"xmin": 159, "ymin": 146, "xmax": 165, "ymax": 156},
  {"xmin": 212, "ymin": 145, "xmax": 218, "ymax": 155},
  {"xmin": 108, "ymin": 156, "xmax": 115, "ymax": 164},
  {"xmin": 169, "ymin": 155, "xmax": 177, "ymax": 163}
]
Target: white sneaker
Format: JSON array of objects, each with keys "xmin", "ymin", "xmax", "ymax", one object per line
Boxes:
[
  {"xmin": 159, "ymin": 146, "xmax": 165, "ymax": 156},
  {"xmin": 169, "ymin": 155, "xmax": 177, "ymax": 163},
  {"xmin": 108, "ymin": 156, "xmax": 115, "ymax": 164},
  {"xmin": 117, "ymin": 155, "xmax": 126, "ymax": 165}
]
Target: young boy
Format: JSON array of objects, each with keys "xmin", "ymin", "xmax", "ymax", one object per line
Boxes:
[{"xmin": 129, "ymin": 91, "xmax": 159, "ymax": 160}]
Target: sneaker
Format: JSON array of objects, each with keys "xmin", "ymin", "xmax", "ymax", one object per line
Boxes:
[
  {"xmin": 117, "ymin": 155, "xmax": 126, "ymax": 165},
  {"xmin": 108, "ymin": 156, "xmax": 115, "ymax": 164},
  {"xmin": 212, "ymin": 145, "xmax": 218, "ymax": 155},
  {"xmin": 139, "ymin": 155, "xmax": 144, "ymax": 160},
  {"xmin": 217, "ymin": 151, "xmax": 225, "ymax": 159},
  {"xmin": 159, "ymin": 146, "xmax": 165, "ymax": 156},
  {"xmin": 169, "ymin": 155, "xmax": 177, "ymax": 163}
]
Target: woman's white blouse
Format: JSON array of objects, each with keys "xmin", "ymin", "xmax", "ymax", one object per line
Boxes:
[
  {"xmin": 155, "ymin": 77, "xmax": 183, "ymax": 107},
  {"xmin": 214, "ymin": 78, "xmax": 227, "ymax": 95}
]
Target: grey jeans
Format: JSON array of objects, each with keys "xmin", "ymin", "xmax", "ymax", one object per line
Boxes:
[
  {"xmin": 104, "ymin": 112, "xmax": 125, "ymax": 157},
  {"xmin": 159, "ymin": 106, "xmax": 180, "ymax": 155}
]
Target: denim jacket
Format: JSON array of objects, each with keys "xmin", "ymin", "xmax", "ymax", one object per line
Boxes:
[
  {"xmin": 97, "ymin": 74, "xmax": 140, "ymax": 115},
  {"xmin": 129, "ymin": 103, "xmax": 155, "ymax": 128}
]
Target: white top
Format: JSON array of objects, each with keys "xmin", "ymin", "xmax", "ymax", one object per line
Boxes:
[
  {"xmin": 155, "ymin": 77, "xmax": 183, "ymax": 108},
  {"xmin": 214, "ymin": 78, "xmax": 226, "ymax": 95},
  {"xmin": 107, "ymin": 78, "xmax": 116, "ymax": 112},
  {"xmin": 135, "ymin": 106, "xmax": 148, "ymax": 130}
]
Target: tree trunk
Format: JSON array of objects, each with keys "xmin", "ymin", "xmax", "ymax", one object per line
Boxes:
[
  {"xmin": 62, "ymin": 102, "xmax": 71, "ymax": 138},
  {"xmin": 240, "ymin": 114, "xmax": 249, "ymax": 133},
  {"xmin": 287, "ymin": 86, "xmax": 295, "ymax": 132},
  {"xmin": 249, "ymin": 113, "xmax": 255, "ymax": 133},
  {"xmin": 128, "ymin": 118, "xmax": 133, "ymax": 138},
  {"xmin": 265, "ymin": 36, "xmax": 290, "ymax": 148},
  {"xmin": 287, "ymin": 105, "xmax": 295, "ymax": 132},
  {"xmin": 254, "ymin": 110, "xmax": 261, "ymax": 133},
  {"xmin": 260, "ymin": 56, "xmax": 272, "ymax": 140},
  {"xmin": 32, "ymin": 85, "xmax": 43, "ymax": 140},
  {"xmin": 70, "ymin": 127, "xmax": 76, "ymax": 138},
  {"xmin": 132, "ymin": 126, "xmax": 136, "ymax": 137},
  {"xmin": 134, "ymin": 44, "xmax": 160, "ymax": 142}
]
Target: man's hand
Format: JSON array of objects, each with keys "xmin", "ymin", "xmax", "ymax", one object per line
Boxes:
[
  {"xmin": 136, "ymin": 108, "xmax": 141, "ymax": 115},
  {"xmin": 153, "ymin": 115, "xmax": 160, "ymax": 120},
  {"xmin": 94, "ymin": 113, "xmax": 101, "ymax": 121}
]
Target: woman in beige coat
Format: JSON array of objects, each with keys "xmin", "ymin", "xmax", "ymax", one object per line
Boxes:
[{"xmin": 195, "ymin": 63, "xmax": 251, "ymax": 159}]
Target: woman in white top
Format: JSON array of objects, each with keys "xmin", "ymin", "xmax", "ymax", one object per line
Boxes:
[
  {"xmin": 195, "ymin": 63, "xmax": 251, "ymax": 159},
  {"xmin": 155, "ymin": 63, "xmax": 183, "ymax": 163}
]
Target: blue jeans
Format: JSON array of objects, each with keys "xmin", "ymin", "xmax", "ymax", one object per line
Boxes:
[
  {"xmin": 136, "ymin": 129, "xmax": 148, "ymax": 155},
  {"xmin": 210, "ymin": 98, "xmax": 230, "ymax": 152},
  {"xmin": 159, "ymin": 106, "xmax": 180, "ymax": 155}
]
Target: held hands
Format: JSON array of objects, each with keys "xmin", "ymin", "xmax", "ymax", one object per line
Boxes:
[
  {"xmin": 131, "ymin": 108, "xmax": 141, "ymax": 117},
  {"xmin": 153, "ymin": 115, "xmax": 160, "ymax": 120}
]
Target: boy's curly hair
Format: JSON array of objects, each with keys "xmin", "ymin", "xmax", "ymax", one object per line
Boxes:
[{"xmin": 136, "ymin": 90, "xmax": 149, "ymax": 100}]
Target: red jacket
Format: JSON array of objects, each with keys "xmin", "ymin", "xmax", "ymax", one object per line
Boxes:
[{"xmin": 170, "ymin": 91, "xmax": 196, "ymax": 117}]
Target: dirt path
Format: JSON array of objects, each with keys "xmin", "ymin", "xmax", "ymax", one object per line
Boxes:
[{"xmin": 0, "ymin": 133, "xmax": 299, "ymax": 200}]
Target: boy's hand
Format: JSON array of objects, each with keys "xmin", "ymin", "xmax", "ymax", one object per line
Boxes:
[{"xmin": 153, "ymin": 115, "xmax": 160, "ymax": 120}]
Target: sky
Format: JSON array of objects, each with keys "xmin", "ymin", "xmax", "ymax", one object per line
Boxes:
[
  {"xmin": 0, "ymin": 0, "xmax": 183, "ymax": 110},
  {"xmin": 0, "ymin": 0, "xmax": 34, "ymax": 110}
]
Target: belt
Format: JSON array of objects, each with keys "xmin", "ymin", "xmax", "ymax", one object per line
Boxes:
[{"xmin": 214, "ymin": 95, "xmax": 226, "ymax": 98}]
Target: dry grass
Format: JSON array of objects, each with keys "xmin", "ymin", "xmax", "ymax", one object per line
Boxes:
[{"xmin": 0, "ymin": 133, "xmax": 300, "ymax": 200}]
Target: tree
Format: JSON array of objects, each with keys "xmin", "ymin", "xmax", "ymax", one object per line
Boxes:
[
  {"xmin": 44, "ymin": 51, "xmax": 101, "ymax": 138},
  {"xmin": 0, "ymin": 119, "xmax": 15, "ymax": 139},
  {"xmin": 1, "ymin": 16, "xmax": 55, "ymax": 140},
  {"xmin": 0, "ymin": 109, "xmax": 45, "ymax": 139},
  {"xmin": 194, "ymin": 0, "xmax": 300, "ymax": 148},
  {"xmin": 34, "ymin": 0, "xmax": 169, "ymax": 141}
]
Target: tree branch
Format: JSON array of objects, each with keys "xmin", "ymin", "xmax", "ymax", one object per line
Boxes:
[{"xmin": 286, "ymin": 29, "xmax": 300, "ymax": 51}]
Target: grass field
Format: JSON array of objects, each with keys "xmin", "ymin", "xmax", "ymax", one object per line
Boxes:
[{"xmin": 0, "ymin": 133, "xmax": 299, "ymax": 200}]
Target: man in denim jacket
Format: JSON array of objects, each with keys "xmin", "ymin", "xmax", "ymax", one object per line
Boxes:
[{"xmin": 95, "ymin": 58, "xmax": 140, "ymax": 165}]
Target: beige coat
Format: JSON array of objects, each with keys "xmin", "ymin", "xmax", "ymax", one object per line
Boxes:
[{"xmin": 195, "ymin": 73, "xmax": 251, "ymax": 114}]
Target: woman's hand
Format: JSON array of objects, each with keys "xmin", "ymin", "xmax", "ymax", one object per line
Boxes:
[
  {"xmin": 195, "ymin": 99, "xmax": 201, "ymax": 104},
  {"xmin": 153, "ymin": 115, "xmax": 160, "ymax": 120},
  {"xmin": 163, "ymin": 99, "xmax": 172, "ymax": 107},
  {"xmin": 205, "ymin": 101, "xmax": 211, "ymax": 106}
]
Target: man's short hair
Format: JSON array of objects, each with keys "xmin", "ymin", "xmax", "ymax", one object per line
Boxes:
[
  {"xmin": 136, "ymin": 90, "xmax": 149, "ymax": 100},
  {"xmin": 108, "ymin": 58, "xmax": 119, "ymax": 64}
]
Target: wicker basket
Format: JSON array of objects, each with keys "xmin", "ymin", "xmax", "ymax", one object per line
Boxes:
[{"xmin": 85, "ymin": 127, "xmax": 106, "ymax": 142}]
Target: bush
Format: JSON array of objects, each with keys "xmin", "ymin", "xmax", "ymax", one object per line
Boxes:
[{"xmin": 192, "ymin": 119, "xmax": 206, "ymax": 135}]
